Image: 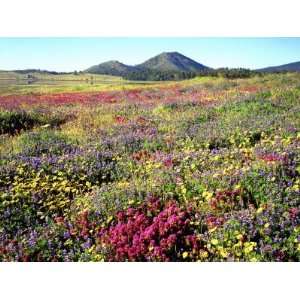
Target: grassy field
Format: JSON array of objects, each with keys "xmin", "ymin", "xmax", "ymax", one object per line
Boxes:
[
  {"xmin": 0, "ymin": 73, "xmax": 299, "ymax": 261},
  {"xmin": 0, "ymin": 71, "xmax": 176, "ymax": 96},
  {"xmin": 0, "ymin": 71, "xmax": 126, "ymax": 95},
  {"xmin": 0, "ymin": 70, "xmax": 123, "ymax": 81}
]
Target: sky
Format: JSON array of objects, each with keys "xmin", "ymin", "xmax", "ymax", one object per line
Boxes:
[{"xmin": 1, "ymin": 37, "xmax": 300, "ymax": 72}]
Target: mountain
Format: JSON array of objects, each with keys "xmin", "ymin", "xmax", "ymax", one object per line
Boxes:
[
  {"xmin": 85, "ymin": 60, "xmax": 137, "ymax": 76},
  {"xmin": 256, "ymin": 61, "xmax": 300, "ymax": 73},
  {"xmin": 136, "ymin": 52, "xmax": 210, "ymax": 72},
  {"xmin": 84, "ymin": 52, "xmax": 211, "ymax": 76}
]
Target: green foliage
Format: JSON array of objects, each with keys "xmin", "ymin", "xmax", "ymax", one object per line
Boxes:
[
  {"xmin": 124, "ymin": 69, "xmax": 198, "ymax": 81},
  {"xmin": 0, "ymin": 110, "xmax": 40, "ymax": 134},
  {"xmin": 16, "ymin": 129, "xmax": 76, "ymax": 156},
  {"xmin": 216, "ymin": 68, "xmax": 258, "ymax": 79},
  {"xmin": 0, "ymin": 109, "xmax": 70, "ymax": 135}
]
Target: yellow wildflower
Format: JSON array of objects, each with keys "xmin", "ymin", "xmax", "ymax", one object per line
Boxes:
[
  {"xmin": 211, "ymin": 239, "xmax": 219, "ymax": 246},
  {"xmin": 199, "ymin": 250, "xmax": 209, "ymax": 259},
  {"xmin": 256, "ymin": 207, "xmax": 264, "ymax": 214},
  {"xmin": 202, "ymin": 191, "xmax": 213, "ymax": 201},
  {"xmin": 243, "ymin": 242, "xmax": 257, "ymax": 254}
]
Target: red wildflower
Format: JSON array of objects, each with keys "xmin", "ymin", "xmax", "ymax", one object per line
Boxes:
[{"xmin": 115, "ymin": 115, "xmax": 126, "ymax": 124}]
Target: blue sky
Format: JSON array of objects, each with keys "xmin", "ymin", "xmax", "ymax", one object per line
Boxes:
[{"xmin": 1, "ymin": 37, "xmax": 300, "ymax": 72}]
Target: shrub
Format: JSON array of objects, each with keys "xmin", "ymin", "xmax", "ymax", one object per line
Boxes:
[{"xmin": 0, "ymin": 110, "xmax": 40, "ymax": 134}]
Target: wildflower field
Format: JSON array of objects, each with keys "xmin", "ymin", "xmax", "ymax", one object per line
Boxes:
[{"xmin": 0, "ymin": 73, "xmax": 299, "ymax": 262}]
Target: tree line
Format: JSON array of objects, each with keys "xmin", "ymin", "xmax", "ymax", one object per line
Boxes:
[{"xmin": 123, "ymin": 68, "xmax": 263, "ymax": 81}]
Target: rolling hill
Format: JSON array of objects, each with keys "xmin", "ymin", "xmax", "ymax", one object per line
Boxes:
[
  {"xmin": 257, "ymin": 61, "xmax": 300, "ymax": 72},
  {"xmin": 85, "ymin": 60, "xmax": 137, "ymax": 76}
]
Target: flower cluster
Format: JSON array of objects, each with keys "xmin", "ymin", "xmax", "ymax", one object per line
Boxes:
[{"xmin": 99, "ymin": 198, "xmax": 202, "ymax": 261}]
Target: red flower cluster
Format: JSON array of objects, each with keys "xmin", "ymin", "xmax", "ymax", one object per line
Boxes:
[
  {"xmin": 132, "ymin": 150, "xmax": 151, "ymax": 162},
  {"xmin": 210, "ymin": 189, "xmax": 241, "ymax": 212},
  {"xmin": 240, "ymin": 86, "xmax": 259, "ymax": 93},
  {"xmin": 99, "ymin": 198, "xmax": 202, "ymax": 261},
  {"xmin": 163, "ymin": 157, "xmax": 173, "ymax": 168},
  {"xmin": 115, "ymin": 115, "xmax": 127, "ymax": 124},
  {"xmin": 289, "ymin": 207, "xmax": 299, "ymax": 221},
  {"xmin": 56, "ymin": 211, "xmax": 97, "ymax": 241},
  {"xmin": 259, "ymin": 153, "xmax": 287, "ymax": 163}
]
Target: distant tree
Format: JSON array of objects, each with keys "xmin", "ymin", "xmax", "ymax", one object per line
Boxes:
[{"xmin": 216, "ymin": 68, "xmax": 256, "ymax": 79}]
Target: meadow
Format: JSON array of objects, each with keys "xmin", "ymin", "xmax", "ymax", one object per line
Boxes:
[{"xmin": 0, "ymin": 73, "xmax": 299, "ymax": 261}]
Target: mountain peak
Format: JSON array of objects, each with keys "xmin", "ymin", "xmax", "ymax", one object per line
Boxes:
[
  {"xmin": 137, "ymin": 51, "xmax": 210, "ymax": 72},
  {"xmin": 161, "ymin": 51, "xmax": 180, "ymax": 55},
  {"xmin": 104, "ymin": 60, "xmax": 123, "ymax": 65},
  {"xmin": 163, "ymin": 51, "xmax": 185, "ymax": 56}
]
